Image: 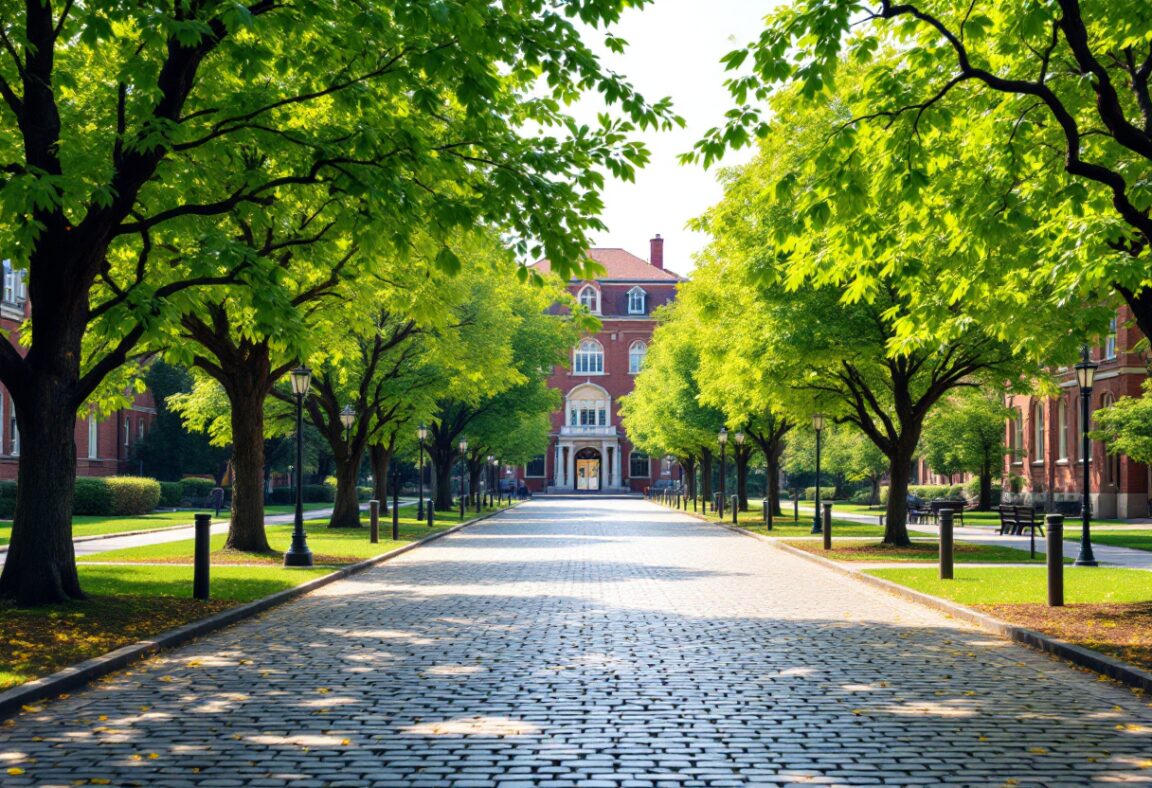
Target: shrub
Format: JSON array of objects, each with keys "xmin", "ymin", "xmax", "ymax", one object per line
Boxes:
[
  {"xmin": 268, "ymin": 488, "xmax": 294, "ymax": 505},
  {"xmin": 803, "ymin": 486, "xmax": 836, "ymax": 501},
  {"xmin": 106, "ymin": 476, "xmax": 161, "ymax": 515},
  {"xmin": 357, "ymin": 486, "xmax": 373, "ymax": 501},
  {"xmin": 181, "ymin": 477, "xmax": 216, "ymax": 498},
  {"xmin": 0, "ymin": 480, "xmax": 16, "ymax": 519},
  {"xmin": 159, "ymin": 481, "xmax": 183, "ymax": 508},
  {"xmin": 73, "ymin": 477, "xmax": 114, "ymax": 515},
  {"xmin": 302, "ymin": 483, "xmax": 335, "ymax": 503},
  {"xmin": 849, "ymin": 488, "xmax": 881, "ymax": 505}
]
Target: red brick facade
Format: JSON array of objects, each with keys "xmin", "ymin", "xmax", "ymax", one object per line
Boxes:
[
  {"xmin": 1004, "ymin": 305, "xmax": 1150, "ymax": 518},
  {"xmin": 520, "ymin": 237, "xmax": 681, "ymax": 493}
]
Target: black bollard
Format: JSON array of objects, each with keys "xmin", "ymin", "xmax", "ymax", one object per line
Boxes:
[
  {"xmin": 822, "ymin": 503, "xmax": 833, "ymax": 551},
  {"xmin": 426, "ymin": 497, "xmax": 434, "ymax": 526},
  {"xmin": 369, "ymin": 499, "xmax": 379, "ymax": 544},
  {"xmin": 793, "ymin": 494, "xmax": 799, "ymax": 522},
  {"xmin": 193, "ymin": 513, "xmax": 211, "ymax": 600},
  {"xmin": 939, "ymin": 509, "xmax": 954, "ymax": 580},
  {"xmin": 1047, "ymin": 514, "xmax": 1064, "ymax": 607},
  {"xmin": 732, "ymin": 495, "xmax": 738, "ymax": 525}
]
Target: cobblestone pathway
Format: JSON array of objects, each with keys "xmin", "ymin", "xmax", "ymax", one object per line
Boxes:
[{"xmin": 3, "ymin": 498, "xmax": 1152, "ymax": 786}]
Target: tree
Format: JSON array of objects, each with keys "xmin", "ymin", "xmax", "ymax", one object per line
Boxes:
[
  {"xmin": 920, "ymin": 388, "xmax": 1013, "ymax": 509},
  {"xmin": 0, "ymin": 0, "xmax": 676, "ymax": 603},
  {"xmin": 696, "ymin": 1, "xmax": 1152, "ymax": 339},
  {"xmin": 132, "ymin": 362, "xmax": 230, "ymax": 483},
  {"xmin": 620, "ymin": 300, "xmax": 726, "ymax": 502},
  {"xmin": 1092, "ymin": 379, "xmax": 1152, "ymax": 465}
]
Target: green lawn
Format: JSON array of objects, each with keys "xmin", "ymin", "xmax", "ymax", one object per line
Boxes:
[
  {"xmin": 783, "ymin": 538, "xmax": 1060, "ymax": 563},
  {"xmin": 867, "ymin": 566, "xmax": 1152, "ymax": 605}
]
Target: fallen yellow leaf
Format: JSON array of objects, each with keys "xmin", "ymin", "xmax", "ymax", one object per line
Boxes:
[{"xmin": 7, "ymin": 768, "xmax": 25, "ymax": 776}]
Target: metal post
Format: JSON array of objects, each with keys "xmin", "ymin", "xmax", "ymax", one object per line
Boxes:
[
  {"xmin": 427, "ymin": 499, "xmax": 435, "ymax": 530},
  {"xmin": 417, "ymin": 440, "xmax": 425, "ymax": 521},
  {"xmin": 391, "ymin": 469, "xmax": 400, "ymax": 541},
  {"xmin": 732, "ymin": 495, "xmax": 738, "ymax": 525},
  {"xmin": 458, "ymin": 456, "xmax": 465, "ymax": 520},
  {"xmin": 719, "ymin": 443, "xmax": 726, "ymax": 521},
  {"xmin": 369, "ymin": 499, "xmax": 379, "ymax": 544},
  {"xmin": 822, "ymin": 503, "xmax": 832, "ymax": 550},
  {"xmin": 1076, "ymin": 388, "xmax": 1097, "ymax": 566},
  {"xmin": 939, "ymin": 509, "xmax": 954, "ymax": 580},
  {"xmin": 193, "ymin": 513, "xmax": 211, "ymax": 600},
  {"xmin": 284, "ymin": 392, "xmax": 313, "ymax": 567},
  {"xmin": 793, "ymin": 491, "xmax": 799, "ymax": 522},
  {"xmin": 1047, "ymin": 514, "xmax": 1064, "ymax": 606},
  {"xmin": 811, "ymin": 428, "xmax": 823, "ymax": 534},
  {"xmin": 764, "ymin": 499, "xmax": 773, "ymax": 531}
]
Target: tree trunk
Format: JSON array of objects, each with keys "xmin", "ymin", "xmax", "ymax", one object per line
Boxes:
[
  {"xmin": 735, "ymin": 451, "xmax": 750, "ymax": 510},
  {"xmin": 882, "ymin": 444, "xmax": 916, "ymax": 547},
  {"xmin": 225, "ymin": 384, "xmax": 272, "ymax": 552},
  {"xmin": 433, "ymin": 456, "xmax": 455, "ymax": 510},
  {"xmin": 978, "ymin": 461, "xmax": 992, "ymax": 511},
  {"xmin": 682, "ymin": 456, "xmax": 697, "ymax": 499},
  {"xmin": 468, "ymin": 462, "xmax": 483, "ymax": 505},
  {"xmin": 870, "ymin": 475, "xmax": 881, "ymax": 506},
  {"xmin": 328, "ymin": 456, "xmax": 362, "ymax": 528},
  {"xmin": 700, "ymin": 448, "xmax": 713, "ymax": 500},
  {"xmin": 370, "ymin": 444, "xmax": 391, "ymax": 508},
  {"xmin": 0, "ymin": 386, "xmax": 84, "ymax": 604}
]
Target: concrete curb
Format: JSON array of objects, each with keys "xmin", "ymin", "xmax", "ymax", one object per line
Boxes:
[
  {"xmin": 649, "ymin": 499, "xmax": 1152, "ymax": 693},
  {"xmin": 0, "ymin": 503, "xmax": 518, "ymax": 720}
]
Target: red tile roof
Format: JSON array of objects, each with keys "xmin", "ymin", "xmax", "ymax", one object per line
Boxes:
[{"xmin": 532, "ymin": 248, "xmax": 683, "ymax": 282}]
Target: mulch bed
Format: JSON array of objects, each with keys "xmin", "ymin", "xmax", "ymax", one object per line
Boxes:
[
  {"xmin": 784, "ymin": 540, "xmax": 1014, "ymax": 561},
  {"xmin": 0, "ymin": 596, "xmax": 234, "ymax": 691},
  {"xmin": 975, "ymin": 602, "xmax": 1152, "ymax": 674}
]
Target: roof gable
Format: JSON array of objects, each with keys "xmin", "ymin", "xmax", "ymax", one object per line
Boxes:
[{"xmin": 531, "ymin": 247, "xmax": 683, "ymax": 282}]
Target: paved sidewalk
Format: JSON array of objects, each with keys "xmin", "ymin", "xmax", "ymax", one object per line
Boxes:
[
  {"xmin": 0, "ymin": 501, "xmax": 417, "ymax": 567},
  {"xmin": 2, "ymin": 498, "xmax": 1152, "ymax": 785},
  {"xmin": 798, "ymin": 504, "xmax": 1152, "ymax": 570}
]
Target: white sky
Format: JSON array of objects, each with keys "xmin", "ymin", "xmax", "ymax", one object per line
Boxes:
[{"xmin": 576, "ymin": 0, "xmax": 778, "ymax": 275}]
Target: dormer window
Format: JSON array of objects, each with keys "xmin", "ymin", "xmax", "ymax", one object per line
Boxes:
[
  {"xmin": 627, "ymin": 286, "xmax": 647, "ymax": 315},
  {"xmin": 578, "ymin": 284, "xmax": 600, "ymax": 314}
]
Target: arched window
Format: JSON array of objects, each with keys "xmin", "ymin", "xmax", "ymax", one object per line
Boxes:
[
  {"xmin": 627, "ymin": 286, "xmax": 647, "ymax": 315},
  {"xmin": 1057, "ymin": 399, "xmax": 1068, "ymax": 461},
  {"xmin": 628, "ymin": 341, "xmax": 647, "ymax": 374},
  {"xmin": 630, "ymin": 451, "xmax": 650, "ymax": 478},
  {"xmin": 577, "ymin": 285, "xmax": 600, "ymax": 314},
  {"xmin": 1033, "ymin": 403, "xmax": 1045, "ymax": 462},
  {"xmin": 573, "ymin": 338, "xmax": 604, "ymax": 374}
]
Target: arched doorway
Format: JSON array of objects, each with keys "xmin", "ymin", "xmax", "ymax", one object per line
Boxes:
[{"xmin": 575, "ymin": 447, "xmax": 602, "ymax": 491}]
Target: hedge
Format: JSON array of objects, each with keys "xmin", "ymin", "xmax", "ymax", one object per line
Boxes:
[
  {"xmin": 159, "ymin": 481, "xmax": 183, "ymax": 508},
  {"xmin": 268, "ymin": 482, "xmax": 336, "ymax": 505},
  {"xmin": 0, "ymin": 480, "xmax": 16, "ymax": 519},
  {"xmin": 106, "ymin": 476, "xmax": 161, "ymax": 515},
  {"xmin": 73, "ymin": 477, "xmax": 114, "ymax": 515},
  {"xmin": 180, "ymin": 477, "xmax": 216, "ymax": 498},
  {"xmin": 801, "ymin": 486, "xmax": 836, "ymax": 501}
]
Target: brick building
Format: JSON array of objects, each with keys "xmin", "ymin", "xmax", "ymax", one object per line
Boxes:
[
  {"xmin": 520, "ymin": 236, "xmax": 682, "ymax": 493},
  {"xmin": 0, "ymin": 261, "xmax": 156, "ymax": 481},
  {"xmin": 1004, "ymin": 305, "xmax": 1150, "ymax": 518}
]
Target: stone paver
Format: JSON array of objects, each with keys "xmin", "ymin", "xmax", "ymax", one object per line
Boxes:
[{"xmin": 3, "ymin": 498, "xmax": 1152, "ymax": 786}]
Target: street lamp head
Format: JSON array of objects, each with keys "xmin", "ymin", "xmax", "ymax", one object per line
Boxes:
[
  {"xmin": 290, "ymin": 365, "xmax": 312, "ymax": 397},
  {"xmin": 812, "ymin": 412, "xmax": 826, "ymax": 432},
  {"xmin": 458, "ymin": 437, "xmax": 469, "ymax": 454},
  {"xmin": 339, "ymin": 404, "xmax": 356, "ymax": 430},
  {"xmin": 718, "ymin": 426, "xmax": 728, "ymax": 445},
  {"xmin": 491, "ymin": 457, "xmax": 499, "ymax": 466},
  {"xmin": 734, "ymin": 429, "xmax": 746, "ymax": 446},
  {"xmin": 417, "ymin": 423, "xmax": 428, "ymax": 442},
  {"xmin": 1075, "ymin": 345, "xmax": 1098, "ymax": 392}
]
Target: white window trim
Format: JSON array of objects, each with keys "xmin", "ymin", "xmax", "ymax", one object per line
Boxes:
[
  {"xmin": 628, "ymin": 340, "xmax": 647, "ymax": 375},
  {"xmin": 573, "ymin": 339, "xmax": 605, "ymax": 375},
  {"xmin": 1057, "ymin": 400, "xmax": 1068, "ymax": 461},
  {"xmin": 87, "ymin": 412, "xmax": 99, "ymax": 459},
  {"xmin": 627, "ymin": 286, "xmax": 647, "ymax": 315},
  {"xmin": 577, "ymin": 284, "xmax": 601, "ymax": 315},
  {"xmin": 1033, "ymin": 403, "xmax": 1044, "ymax": 463}
]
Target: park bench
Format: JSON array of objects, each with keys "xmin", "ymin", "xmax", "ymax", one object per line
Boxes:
[
  {"xmin": 910, "ymin": 500, "xmax": 966, "ymax": 526},
  {"xmin": 997, "ymin": 505, "xmax": 1045, "ymax": 537}
]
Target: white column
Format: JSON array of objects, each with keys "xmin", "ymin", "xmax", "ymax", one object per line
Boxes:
[
  {"xmin": 567, "ymin": 446, "xmax": 576, "ymax": 490},
  {"xmin": 553, "ymin": 442, "xmax": 562, "ymax": 488},
  {"xmin": 615, "ymin": 444, "xmax": 623, "ymax": 488}
]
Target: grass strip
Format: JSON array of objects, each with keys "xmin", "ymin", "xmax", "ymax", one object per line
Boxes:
[{"xmin": 782, "ymin": 538, "xmax": 1058, "ymax": 563}]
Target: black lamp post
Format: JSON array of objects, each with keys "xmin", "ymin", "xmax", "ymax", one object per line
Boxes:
[
  {"xmin": 734, "ymin": 429, "xmax": 745, "ymax": 510},
  {"xmin": 284, "ymin": 365, "xmax": 314, "ymax": 567},
  {"xmin": 489, "ymin": 456, "xmax": 499, "ymax": 505},
  {"xmin": 458, "ymin": 437, "xmax": 468, "ymax": 520},
  {"xmin": 718, "ymin": 427, "xmax": 728, "ymax": 519},
  {"xmin": 1075, "ymin": 347, "xmax": 1099, "ymax": 567},
  {"xmin": 416, "ymin": 423, "xmax": 428, "ymax": 521},
  {"xmin": 811, "ymin": 412, "xmax": 825, "ymax": 535}
]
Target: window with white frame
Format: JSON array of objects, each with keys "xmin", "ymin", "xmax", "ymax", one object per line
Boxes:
[
  {"xmin": 1105, "ymin": 317, "xmax": 1118, "ymax": 360},
  {"xmin": 573, "ymin": 338, "xmax": 604, "ymax": 374},
  {"xmin": 629, "ymin": 451, "xmax": 650, "ymax": 478},
  {"xmin": 2, "ymin": 260, "xmax": 14, "ymax": 303},
  {"xmin": 10, "ymin": 415, "xmax": 18, "ymax": 456},
  {"xmin": 1057, "ymin": 399, "xmax": 1068, "ymax": 460},
  {"xmin": 1012, "ymin": 408, "xmax": 1023, "ymax": 463},
  {"xmin": 628, "ymin": 341, "xmax": 647, "ymax": 374},
  {"xmin": 124, "ymin": 416, "xmax": 131, "ymax": 448},
  {"xmin": 525, "ymin": 455, "xmax": 546, "ymax": 478},
  {"xmin": 627, "ymin": 286, "xmax": 647, "ymax": 315},
  {"xmin": 1033, "ymin": 403, "xmax": 1045, "ymax": 462},
  {"xmin": 88, "ymin": 412, "xmax": 99, "ymax": 459},
  {"xmin": 577, "ymin": 285, "xmax": 600, "ymax": 314},
  {"xmin": 138, "ymin": 417, "xmax": 145, "ymax": 440}
]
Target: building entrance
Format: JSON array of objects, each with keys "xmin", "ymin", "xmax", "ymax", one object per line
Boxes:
[{"xmin": 575, "ymin": 448, "xmax": 602, "ymax": 491}]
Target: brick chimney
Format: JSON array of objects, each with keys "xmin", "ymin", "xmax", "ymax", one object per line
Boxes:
[{"xmin": 650, "ymin": 234, "xmax": 664, "ymax": 269}]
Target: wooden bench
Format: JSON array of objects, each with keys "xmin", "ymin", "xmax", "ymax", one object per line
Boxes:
[{"xmin": 998, "ymin": 505, "xmax": 1045, "ymax": 536}]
